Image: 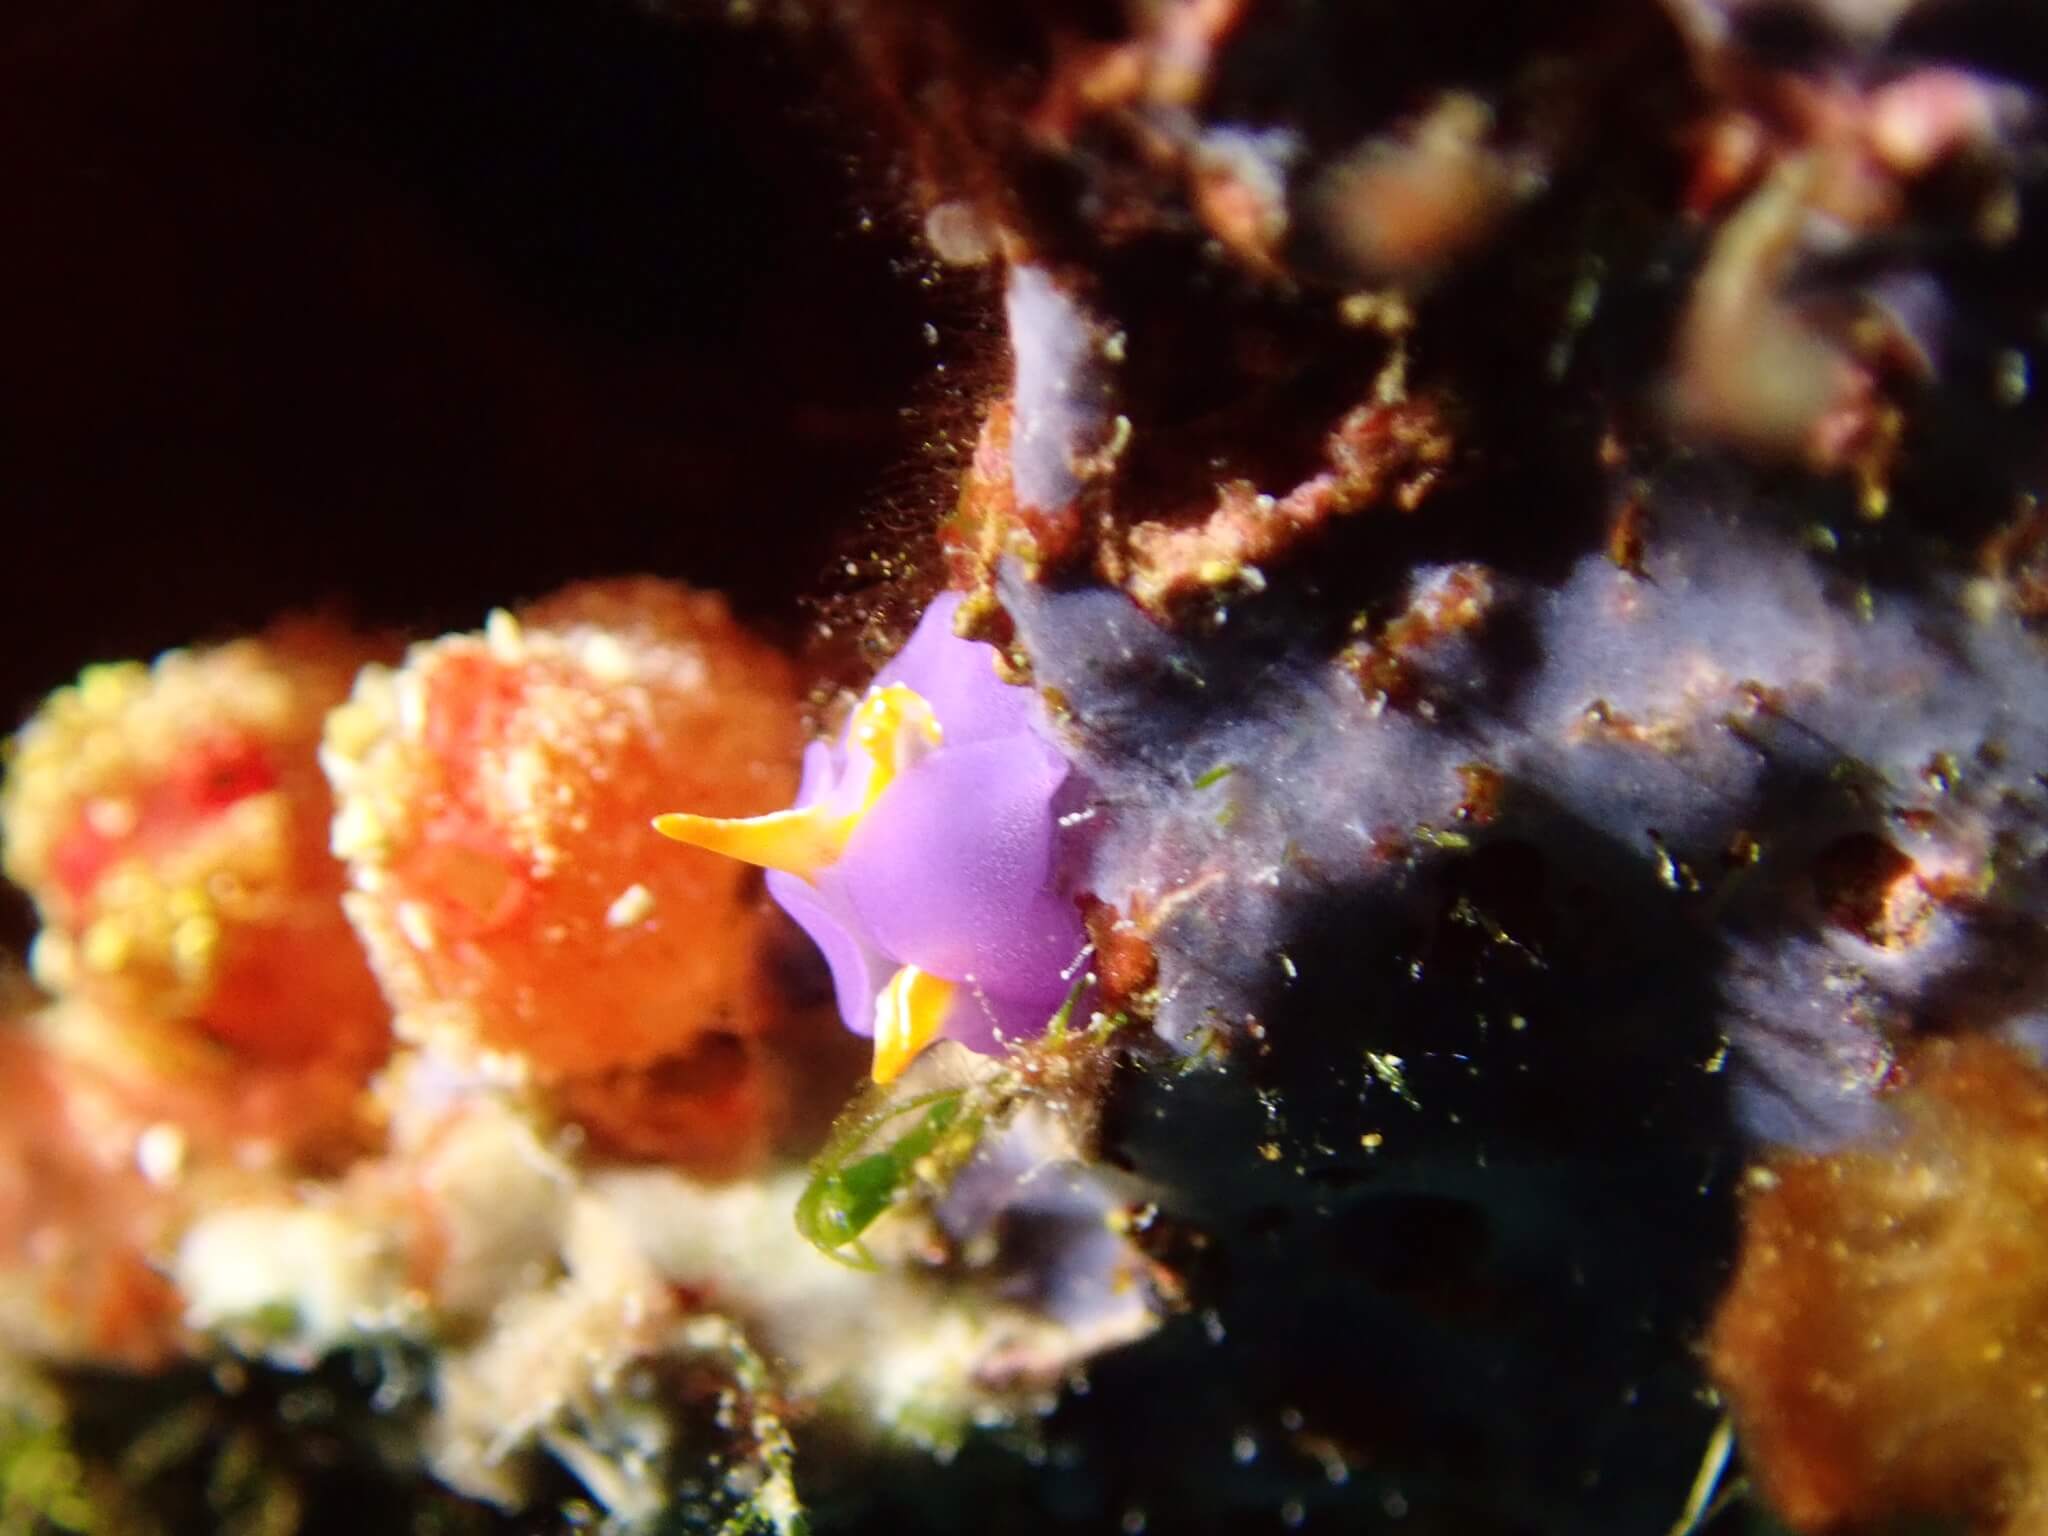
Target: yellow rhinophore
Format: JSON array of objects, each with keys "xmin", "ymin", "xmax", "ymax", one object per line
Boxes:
[
  {"xmin": 653, "ymin": 683, "xmax": 940, "ymax": 881},
  {"xmin": 871, "ymin": 964, "xmax": 958, "ymax": 1084}
]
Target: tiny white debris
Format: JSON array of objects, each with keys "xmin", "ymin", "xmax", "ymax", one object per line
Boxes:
[
  {"xmin": 476, "ymin": 1047, "xmax": 534, "ymax": 1089},
  {"xmin": 136, "ymin": 1122, "xmax": 187, "ymax": 1187},
  {"xmin": 396, "ymin": 899, "xmax": 437, "ymax": 952},
  {"xmin": 84, "ymin": 797, "xmax": 138, "ymax": 838},
  {"xmin": 485, "ymin": 608, "xmax": 525, "ymax": 663},
  {"xmin": 329, "ymin": 799, "xmax": 386, "ymax": 861},
  {"xmin": 178, "ymin": 1206, "xmax": 395, "ymax": 1361},
  {"xmin": 395, "ymin": 670, "xmax": 430, "ymax": 740},
  {"xmin": 321, "ymin": 692, "xmax": 385, "ymax": 774},
  {"xmin": 579, "ymin": 632, "xmax": 634, "ymax": 685},
  {"xmin": 606, "ymin": 883, "xmax": 656, "ymax": 929},
  {"xmin": 27, "ymin": 931, "xmax": 76, "ymax": 993},
  {"xmin": 922, "ymin": 200, "xmax": 995, "ymax": 268},
  {"xmin": 1962, "ymin": 577, "xmax": 2004, "ymax": 624}
]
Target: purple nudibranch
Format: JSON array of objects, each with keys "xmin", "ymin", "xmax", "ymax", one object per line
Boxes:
[{"xmin": 656, "ymin": 592, "xmax": 1087, "ymax": 1081}]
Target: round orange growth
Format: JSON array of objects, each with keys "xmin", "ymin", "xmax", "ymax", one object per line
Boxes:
[
  {"xmin": 0, "ymin": 622, "xmax": 394, "ymax": 1121},
  {"xmin": 1708, "ymin": 1035, "xmax": 2048, "ymax": 1534},
  {"xmin": 326, "ymin": 579, "xmax": 805, "ymax": 1175}
]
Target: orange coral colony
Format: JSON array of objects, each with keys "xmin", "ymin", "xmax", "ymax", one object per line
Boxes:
[
  {"xmin": 0, "ymin": 622, "xmax": 395, "ymax": 1155},
  {"xmin": 323, "ymin": 579, "xmax": 805, "ymax": 1175},
  {"xmin": 1707, "ymin": 1035, "xmax": 2048, "ymax": 1535}
]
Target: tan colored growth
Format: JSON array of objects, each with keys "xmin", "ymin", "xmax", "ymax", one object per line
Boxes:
[{"xmin": 1710, "ymin": 1036, "xmax": 2048, "ymax": 1534}]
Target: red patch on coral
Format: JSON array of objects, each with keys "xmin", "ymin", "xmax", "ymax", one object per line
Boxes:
[{"xmin": 47, "ymin": 732, "xmax": 278, "ymax": 911}]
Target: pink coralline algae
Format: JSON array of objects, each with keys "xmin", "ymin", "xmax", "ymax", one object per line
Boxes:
[{"xmin": 658, "ymin": 591, "xmax": 1087, "ymax": 1082}]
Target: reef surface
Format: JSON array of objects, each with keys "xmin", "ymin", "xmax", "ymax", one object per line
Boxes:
[{"xmin": 8, "ymin": 0, "xmax": 2048, "ymax": 1533}]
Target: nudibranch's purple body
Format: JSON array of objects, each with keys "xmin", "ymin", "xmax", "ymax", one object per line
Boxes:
[
  {"xmin": 657, "ymin": 592, "xmax": 1087, "ymax": 1079},
  {"xmin": 776, "ymin": 594, "xmax": 1085, "ymax": 1045}
]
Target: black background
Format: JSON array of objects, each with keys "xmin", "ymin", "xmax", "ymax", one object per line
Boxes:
[{"xmin": 0, "ymin": 0, "xmax": 952, "ymax": 947}]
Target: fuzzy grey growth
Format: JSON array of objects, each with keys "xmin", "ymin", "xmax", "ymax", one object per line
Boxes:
[
  {"xmin": 1004, "ymin": 266, "xmax": 1117, "ymax": 517},
  {"xmin": 1009, "ymin": 491, "xmax": 2048, "ymax": 1153}
]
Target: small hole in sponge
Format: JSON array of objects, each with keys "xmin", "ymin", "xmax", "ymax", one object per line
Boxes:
[{"xmin": 1811, "ymin": 832, "xmax": 1930, "ymax": 949}]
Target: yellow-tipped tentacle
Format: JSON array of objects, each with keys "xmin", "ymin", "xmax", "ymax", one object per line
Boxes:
[
  {"xmin": 848, "ymin": 683, "xmax": 942, "ymax": 814},
  {"xmin": 652, "ymin": 804, "xmax": 849, "ymax": 878},
  {"xmin": 652, "ymin": 683, "xmax": 941, "ymax": 881},
  {"xmin": 871, "ymin": 964, "xmax": 957, "ymax": 1083}
]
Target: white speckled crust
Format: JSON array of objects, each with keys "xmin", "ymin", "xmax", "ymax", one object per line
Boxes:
[
  {"xmin": 1004, "ymin": 265, "xmax": 1116, "ymax": 517},
  {"xmin": 1007, "ymin": 487, "xmax": 2048, "ymax": 1153}
]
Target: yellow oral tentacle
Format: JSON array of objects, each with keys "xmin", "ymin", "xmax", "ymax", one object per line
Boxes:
[
  {"xmin": 652, "ymin": 683, "xmax": 941, "ymax": 880},
  {"xmin": 871, "ymin": 964, "xmax": 957, "ymax": 1084},
  {"xmin": 651, "ymin": 803, "xmax": 850, "ymax": 877}
]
